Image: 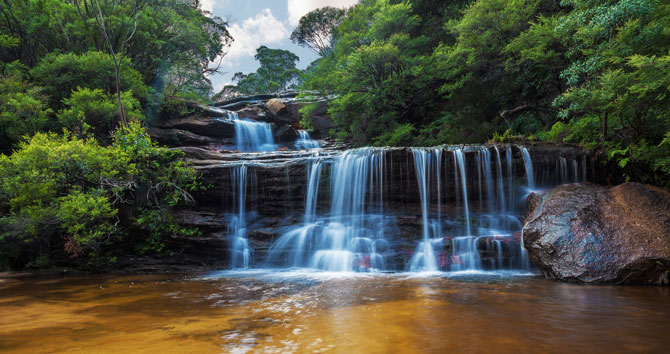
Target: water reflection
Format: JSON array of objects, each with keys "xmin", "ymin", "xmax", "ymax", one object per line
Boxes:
[{"xmin": 0, "ymin": 272, "xmax": 668, "ymax": 353}]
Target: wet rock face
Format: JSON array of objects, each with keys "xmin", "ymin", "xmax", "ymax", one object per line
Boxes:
[
  {"xmin": 159, "ymin": 116, "xmax": 235, "ymax": 139},
  {"xmin": 275, "ymin": 124, "xmax": 299, "ymax": 143},
  {"xmin": 147, "ymin": 127, "xmax": 219, "ymax": 147},
  {"xmin": 301, "ymin": 102, "xmax": 332, "ymax": 139},
  {"xmin": 149, "ymin": 97, "xmax": 334, "ymax": 149},
  {"xmin": 237, "ymin": 106, "xmax": 268, "ymax": 121},
  {"xmin": 523, "ymin": 183, "xmax": 670, "ymax": 285}
]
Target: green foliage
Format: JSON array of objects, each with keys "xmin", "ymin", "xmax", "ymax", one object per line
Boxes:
[
  {"xmin": 491, "ymin": 129, "xmax": 516, "ymax": 143},
  {"xmin": 0, "ymin": 0, "xmax": 226, "ymax": 269},
  {"xmin": 373, "ymin": 123, "xmax": 416, "ymax": 146},
  {"xmin": 302, "ymin": 0, "xmax": 438, "ymax": 145},
  {"xmin": 547, "ymin": 0, "xmax": 670, "ymax": 184},
  {"xmin": 0, "ymin": 0, "xmax": 231, "ymax": 101},
  {"xmin": 31, "ymin": 51, "xmax": 147, "ymax": 108},
  {"xmin": 0, "ymin": 123, "xmax": 199, "ymax": 269},
  {"xmin": 0, "ymin": 75, "xmax": 51, "ymax": 151},
  {"xmin": 229, "ymin": 46, "xmax": 302, "ymax": 95},
  {"xmin": 291, "ymin": 6, "xmax": 348, "ymax": 57},
  {"xmin": 537, "ymin": 122, "xmax": 571, "ymax": 142},
  {"xmin": 298, "ymin": 0, "xmax": 669, "ymax": 185},
  {"xmin": 298, "ymin": 102, "xmax": 321, "ymax": 129},
  {"xmin": 58, "ymin": 88, "xmax": 143, "ymax": 140}
]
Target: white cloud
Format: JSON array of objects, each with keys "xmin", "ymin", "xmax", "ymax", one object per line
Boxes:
[
  {"xmin": 199, "ymin": 0, "xmax": 215, "ymax": 14},
  {"xmin": 287, "ymin": 0, "xmax": 359, "ymax": 26},
  {"xmin": 224, "ymin": 8, "xmax": 290, "ymax": 62}
]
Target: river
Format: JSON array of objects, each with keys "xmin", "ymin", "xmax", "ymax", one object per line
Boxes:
[{"xmin": 1, "ymin": 271, "xmax": 668, "ymax": 353}]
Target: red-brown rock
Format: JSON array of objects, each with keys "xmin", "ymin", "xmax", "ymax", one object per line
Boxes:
[{"xmin": 523, "ymin": 183, "xmax": 670, "ymax": 285}]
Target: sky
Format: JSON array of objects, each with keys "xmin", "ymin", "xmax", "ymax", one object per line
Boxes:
[{"xmin": 201, "ymin": 0, "xmax": 359, "ymax": 93}]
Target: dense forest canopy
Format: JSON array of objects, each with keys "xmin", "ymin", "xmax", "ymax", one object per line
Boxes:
[
  {"xmin": 0, "ymin": 0, "xmax": 227, "ymax": 269},
  {"xmin": 294, "ymin": 0, "xmax": 670, "ymax": 186}
]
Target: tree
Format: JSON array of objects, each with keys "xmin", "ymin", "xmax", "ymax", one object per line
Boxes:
[
  {"xmin": 299, "ymin": 0, "xmax": 440, "ymax": 145},
  {"xmin": 0, "ymin": 0, "xmax": 77, "ymax": 67},
  {"xmin": 0, "ymin": 0, "xmax": 232, "ymax": 103},
  {"xmin": 30, "ymin": 51, "xmax": 147, "ymax": 109},
  {"xmin": 0, "ymin": 0, "xmax": 229, "ymax": 270},
  {"xmin": 89, "ymin": 0, "xmax": 142, "ymax": 127},
  {"xmin": 230, "ymin": 46, "xmax": 301, "ymax": 94},
  {"xmin": 546, "ymin": 0, "xmax": 670, "ymax": 185},
  {"xmin": 290, "ymin": 6, "xmax": 347, "ymax": 57}
]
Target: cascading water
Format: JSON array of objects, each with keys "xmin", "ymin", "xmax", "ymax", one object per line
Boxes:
[
  {"xmin": 452, "ymin": 148, "xmax": 481, "ymax": 271},
  {"xmin": 408, "ymin": 149, "xmax": 439, "ymax": 272},
  {"xmin": 560, "ymin": 157, "xmax": 569, "ymax": 184},
  {"xmin": 228, "ymin": 111, "xmax": 277, "ymax": 152},
  {"xmin": 304, "ymin": 159, "xmax": 323, "ymax": 224},
  {"xmin": 518, "ymin": 146, "xmax": 536, "ymax": 269},
  {"xmin": 226, "ymin": 144, "xmax": 588, "ymax": 273},
  {"xmin": 405, "ymin": 146, "xmax": 541, "ymax": 272},
  {"xmin": 520, "ymin": 147, "xmax": 535, "ymax": 191},
  {"xmin": 266, "ymin": 148, "xmax": 389, "ymax": 272},
  {"xmin": 295, "ymin": 130, "xmax": 320, "ymax": 150},
  {"xmin": 229, "ymin": 164, "xmax": 253, "ymax": 268}
]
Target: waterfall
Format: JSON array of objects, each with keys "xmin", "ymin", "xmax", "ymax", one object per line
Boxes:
[
  {"xmin": 413, "ymin": 149, "xmax": 431, "ymax": 243},
  {"xmin": 242, "ymin": 144, "xmax": 584, "ymax": 273},
  {"xmin": 435, "ymin": 149, "xmax": 442, "ymax": 237},
  {"xmin": 228, "ymin": 111, "xmax": 277, "ymax": 152},
  {"xmin": 266, "ymin": 148, "xmax": 388, "ymax": 272},
  {"xmin": 295, "ymin": 130, "xmax": 320, "ymax": 150},
  {"xmin": 494, "ymin": 146, "xmax": 506, "ymax": 213},
  {"xmin": 304, "ymin": 159, "xmax": 323, "ymax": 224},
  {"xmin": 520, "ymin": 147, "xmax": 535, "ymax": 191},
  {"xmin": 506, "ymin": 147, "xmax": 514, "ymax": 211},
  {"xmin": 518, "ymin": 147, "xmax": 535, "ymax": 270},
  {"xmin": 229, "ymin": 164, "xmax": 253, "ymax": 268},
  {"xmin": 408, "ymin": 149, "xmax": 438, "ymax": 272},
  {"xmin": 454, "ymin": 149, "xmax": 471, "ymax": 236},
  {"xmin": 560, "ymin": 157, "xmax": 568, "ymax": 184},
  {"xmin": 480, "ymin": 148, "xmax": 495, "ymax": 214}
]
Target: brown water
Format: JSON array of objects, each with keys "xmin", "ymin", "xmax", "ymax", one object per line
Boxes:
[{"xmin": 1, "ymin": 271, "xmax": 669, "ymax": 354}]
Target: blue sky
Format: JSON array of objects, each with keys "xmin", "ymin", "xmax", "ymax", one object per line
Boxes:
[{"xmin": 201, "ymin": 0, "xmax": 359, "ymax": 92}]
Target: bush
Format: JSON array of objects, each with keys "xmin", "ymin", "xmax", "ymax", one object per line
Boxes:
[
  {"xmin": 31, "ymin": 51, "xmax": 147, "ymax": 109},
  {"xmin": 58, "ymin": 88, "xmax": 143, "ymax": 141},
  {"xmin": 0, "ymin": 123, "xmax": 200, "ymax": 269},
  {"xmin": 537, "ymin": 122, "xmax": 571, "ymax": 142},
  {"xmin": 373, "ymin": 123, "xmax": 416, "ymax": 146},
  {"xmin": 0, "ymin": 76, "xmax": 51, "ymax": 152}
]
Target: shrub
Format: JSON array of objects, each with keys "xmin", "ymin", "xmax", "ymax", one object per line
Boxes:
[
  {"xmin": 58, "ymin": 88, "xmax": 143, "ymax": 141},
  {"xmin": 0, "ymin": 123, "xmax": 200, "ymax": 269}
]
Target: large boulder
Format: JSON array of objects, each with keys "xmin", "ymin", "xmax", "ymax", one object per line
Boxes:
[
  {"xmin": 265, "ymin": 98, "xmax": 287, "ymax": 116},
  {"xmin": 523, "ymin": 183, "xmax": 670, "ymax": 285}
]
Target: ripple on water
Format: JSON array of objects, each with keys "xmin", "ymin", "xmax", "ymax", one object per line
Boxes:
[{"xmin": 1, "ymin": 272, "xmax": 669, "ymax": 354}]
